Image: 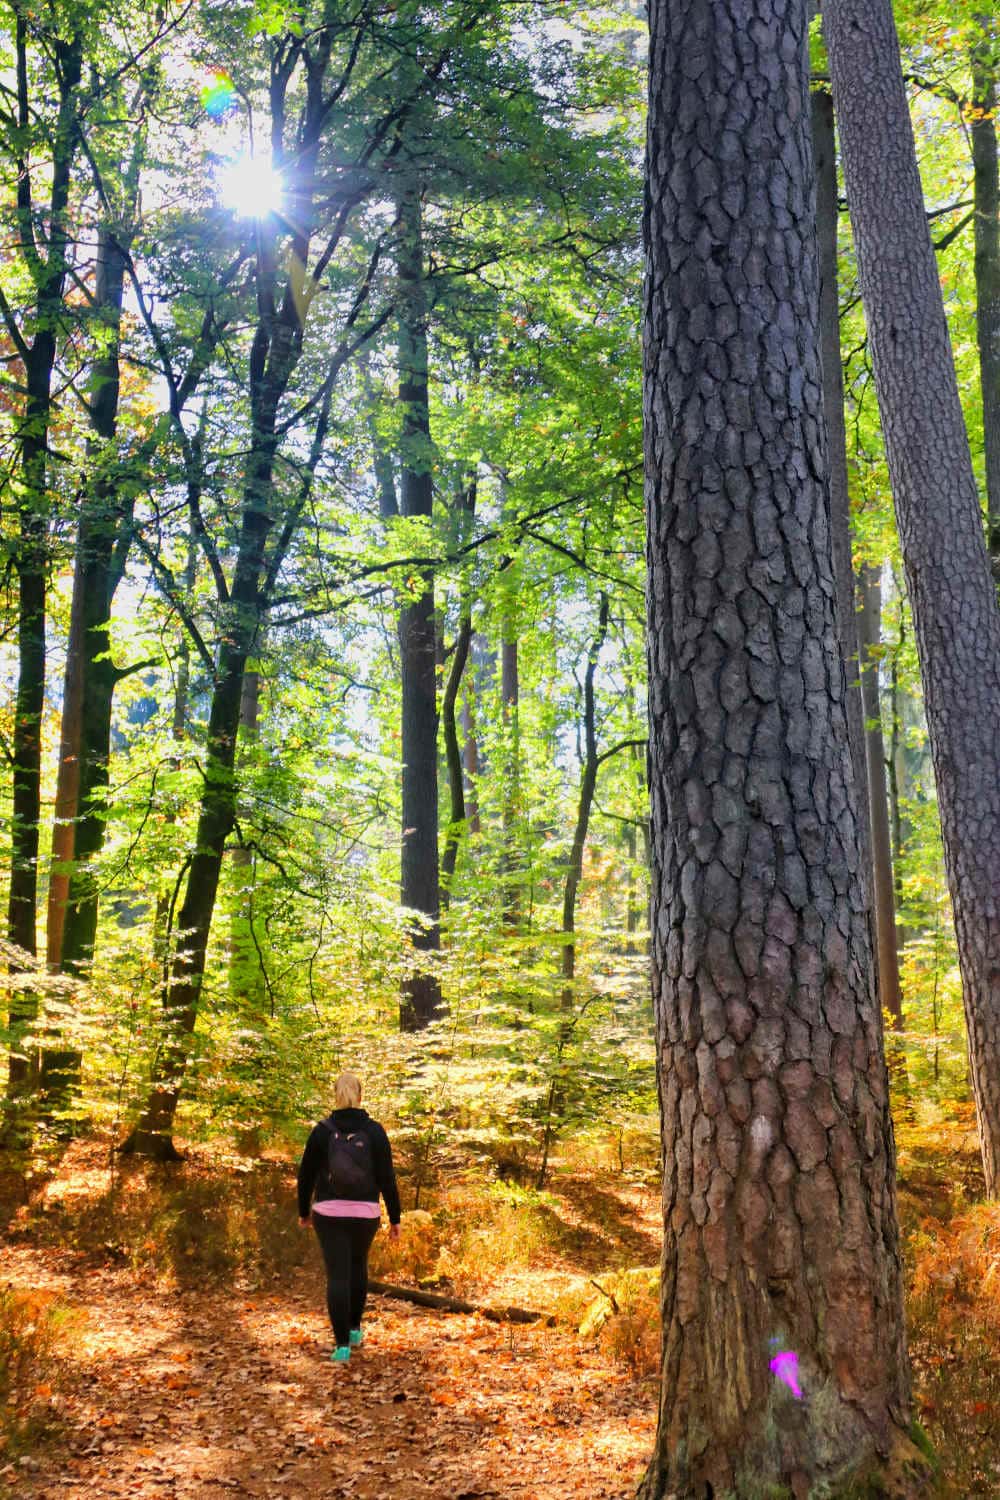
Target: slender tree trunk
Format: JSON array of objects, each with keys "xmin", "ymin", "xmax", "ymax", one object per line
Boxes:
[
  {"xmin": 5, "ymin": 25, "xmax": 82, "ymax": 1105},
  {"xmin": 461, "ymin": 673, "xmax": 481, "ymax": 835},
  {"xmin": 858, "ymin": 567, "xmax": 904, "ymax": 1030},
  {"xmin": 46, "ymin": 556, "xmax": 86, "ymax": 972},
  {"xmin": 886, "ymin": 613, "xmax": 909, "ymax": 955},
  {"xmin": 641, "ymin": 1, "xmax": 921, "ymax": 1492},
  {"xmin": 441, "ymin": 476, "xmax": 477, "ymax": 907},
  {"xmin": 813, "ymin": 86, "xmax": 904, "ymax": 1035},
  {"xmin": 499, "ymin": 559, "xmax": 521, "ymax": 927},
  {"xmin": 121, "ymin": 478, "xmax": 271, "ymax": 1158},
  {"xmin": 561, "ymin": 595, "xmax": 609, "ymax": 1005},
  {"xmin": 153, "ymin": 532, "xmax": 197, "ymax": 966},
  {"xmin": 229, "ymin": 666, "xmax": 264, "ymax": 1006},
  {"xmin": 60, "ymin": 228, "xmax": 132, "ymax": 982},
  {"xmin": 441, "ymin": 617, "xmax": 473, "ymax": 907},
  {"xmin": 971, "ymin": 17, "xmax": 1000, "ymax": 575},
  {"xmin": 396, "ymin": 181, "xmax": 442, "ymax": 1031},
  {"xmin": 812, "ymin": 87, "xmax": 870, "ymax": 847},
  {"xmin": 6, "ymin": 412, "xmax": 49, "ymax": 1100},
  {"xmin": 826, "ymin": 0, "xmax": 1000, "ymax": 1197}
]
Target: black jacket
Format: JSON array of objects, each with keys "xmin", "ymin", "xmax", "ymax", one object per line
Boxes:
[{"xmin": 296, "ymin": 1107, "xmax": 402, "ymax": 1223}]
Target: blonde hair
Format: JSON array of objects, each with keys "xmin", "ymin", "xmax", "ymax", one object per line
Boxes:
[{"xmin": 334, "ymin": 1071, "xmax": 362, "ymax": 1109}]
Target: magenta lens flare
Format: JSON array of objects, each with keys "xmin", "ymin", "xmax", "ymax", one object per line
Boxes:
[{"xmin": 769, "ymin": 1349, "xmax": 803, "ymax": 1400}]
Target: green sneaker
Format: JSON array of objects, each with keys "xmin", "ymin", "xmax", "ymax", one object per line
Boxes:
[
  {"xmin": 331, "ymin": 1345, "xmax": 351, "ymax": 1362},
  {"xmin": 349, "ymin": 1328, "xmax": 364, "ymax": 1348}
]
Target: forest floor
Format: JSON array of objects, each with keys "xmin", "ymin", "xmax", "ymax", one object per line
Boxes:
[
  {"xmin": 2, "ymin": 1105, "xmax": 999, "ymax": 1499},
  {"xmin": 0, "ymin": 1137, "xmax": 662, "ymax": 1500}
]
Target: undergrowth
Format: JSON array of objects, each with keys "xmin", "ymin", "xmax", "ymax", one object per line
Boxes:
[{"xmin": 0, "ymin": 1287, "xmax": 73, "ymax": 1460}]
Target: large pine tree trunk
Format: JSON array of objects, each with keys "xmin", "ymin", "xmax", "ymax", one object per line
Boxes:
[
  {"xmin": 641, "ymin": 1, "xmax": 922, "ymax": 1491},
  {"xmin": 396, "ymin": 182, "xmax": 442, "ymax": 1031},
  {"xmin": 971, "ymin": 17, "xmax": 1000, "ymax": 574},
  {"xmin": 825, "ymin": 0, "xmax": 1000, "ymax": 1198}
]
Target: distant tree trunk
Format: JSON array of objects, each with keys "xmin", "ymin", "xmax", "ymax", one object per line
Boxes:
[
  {"xmin": 885, "ymin": 611, "xmax": 910, "ymax": 954},
  {"xmin": 461, "ymin": 677, "xmax": 481, "ymax": 835},
  {"xmin": 641, "ymin": 0, "xmax": 920, "ymax": 1492},
  {"xmin": 813, "ymin": 85, "xmax": 903, "ymax": 1034},
  {"xmin": 499, "ymin": 556, "xmax": 521, "ymax": 927},
  {"xmin": 441, "ymin": 616, "xmax": 473, "ymax": 907},
  {"xmin": 441, "ymin": 476, "xmax": 477, "ymax": 907},
  {"xmin": 396, "ymin": 181, "xmax": 442, "ymax": 1031},
  {"xmin": 826, "ymin": 0, "xmax": 1000, "ymax": 1196},
  {"xmin": 561, "ymin": 594, "xmax": 609, "ymax": 1005},
  {"xmin": 858, "ymin": 566, "xmax": 904, "ymax": 1030},
  {"xmin": 46, "ymin": 556, "xmax": 86, "ymax": 972},
  {"xmin": 971, "ymin": 17, "xmax": 1000, "ymax": 575},
  {"xmin": 122, "ymin": 603, "xmax": 264, "ymax": 1158},
  {"xmin": 229, "ymin": 665, "xmax": 264, "ymax": 1007},
  {"xmin": 5, "ymin": 25, "xmax": 83, "ymax": 1105},
  {"xmin": 60, "ymin": 227, "xmax": 133, "ymax": 983},
  {"xmin": 812, "ymin": 87, "xmax": 869, "ymax": 843},
  {"xmin": 153, "ymin": 531, "xmax": 197, "ymax": 965}
]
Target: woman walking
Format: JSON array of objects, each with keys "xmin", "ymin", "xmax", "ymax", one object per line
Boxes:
[{"xmin": 297, "ymin": 1072, "xmax": 401, "ymax": 1362}]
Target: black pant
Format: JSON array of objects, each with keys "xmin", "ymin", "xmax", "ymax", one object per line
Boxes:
[{"xmin": 312, "ymin": 1215, "xmax": 380, "ymax": 1346}]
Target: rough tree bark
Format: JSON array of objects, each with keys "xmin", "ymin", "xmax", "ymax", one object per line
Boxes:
[
  {"xmin": 641, "ymin": 0, "xmax": 925, "ymax": 1492},
  {"xmin": 971, "ymin": 17, "xmax": 1000, "ymax": 576},
  {"xmin": 396, "ymin": 180, "xmax": 442, "ymax": 1031},
  {"xmin": 826, "ymin": 0, "xmax": 1000, "ymax": 1197}
]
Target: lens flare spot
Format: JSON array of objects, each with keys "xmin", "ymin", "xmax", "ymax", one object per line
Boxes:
[
  {"xmin": 769, "ymin": 1349, "xmax": 803, "ymax": 1399},
  {"xmin": 201, "ymin": 70, "xmax": 236, "ymax": 120}
]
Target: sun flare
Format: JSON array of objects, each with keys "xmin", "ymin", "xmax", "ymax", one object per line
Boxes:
[{"xmin": 219, "ymin": 155, "xmax": 284, "ymax": 219}]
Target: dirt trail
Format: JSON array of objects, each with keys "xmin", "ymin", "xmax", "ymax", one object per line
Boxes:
[{"xmin": 0, "ymin": 1243, "xmax": 655, "ymax": 1500}]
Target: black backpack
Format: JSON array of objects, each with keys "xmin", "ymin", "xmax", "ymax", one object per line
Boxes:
[{"xmin": 325, "ymin": 1122, "xmax": 378, "ymax": 1199}]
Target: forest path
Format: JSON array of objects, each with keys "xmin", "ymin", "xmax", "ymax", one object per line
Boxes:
[{"xmin": 1, "ymin": 1242, "xmax": 655, "ymax": 1500}]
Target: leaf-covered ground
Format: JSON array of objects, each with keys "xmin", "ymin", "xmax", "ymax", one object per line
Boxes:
[{"xmin": 0, "ymin": 1149, "xmax": 659, "ymax": 1499}]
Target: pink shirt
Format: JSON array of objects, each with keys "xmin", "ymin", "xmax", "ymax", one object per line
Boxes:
[{"xmin": 312, "ymin": 1199, "xmax": 380, "ymax": 1218}]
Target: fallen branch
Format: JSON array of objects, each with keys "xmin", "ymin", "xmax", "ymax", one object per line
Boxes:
[
  {"xmin": 589, "ymin": 1278, "xmax": 620, "ymax": 1313},
  {"xmin": 368, "ymin": 1280, "xmax": 547, "ymax": 1325}
]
